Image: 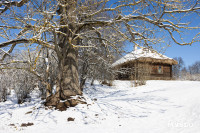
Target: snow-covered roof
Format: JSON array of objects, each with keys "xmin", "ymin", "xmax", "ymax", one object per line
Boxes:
[{"xmin": 112, "ymin": 48, "xmax": 177, "ymax": 67}]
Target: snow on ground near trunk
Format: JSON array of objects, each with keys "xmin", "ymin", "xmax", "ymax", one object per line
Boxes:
[{"xmin": 0, "ymin": 80, "xmax": 200, "ymax": 133}]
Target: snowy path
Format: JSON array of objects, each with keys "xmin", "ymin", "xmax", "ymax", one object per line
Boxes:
[{"xmin": 0, "ymin": 80, "xmax": 200, "ymax": 133}]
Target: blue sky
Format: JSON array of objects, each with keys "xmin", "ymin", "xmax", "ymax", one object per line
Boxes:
[
  {"xmin": 165, "ymin": 12, "xmax": 200, "ymax": 67},
  {"xmin": 122, "ymin": 8, "xmax": 200, "ymax": 68},
  {"xmin": 166, "ymin": 42, "xmax": 200, "ymax": 67},
  {"xmin": 158, "ymin": 12, "xmax": 200, "ymax": 67},
  {"xmin": 107, "ymin": 0, "xmax": 200, "ymax": 67},
  {"xmin": 124, "ymin": 42, "xmax": 200, "ymax": 67},
  {"xmin": 0, "ymin": 0, "xmax": 199, "ymax": 67}
]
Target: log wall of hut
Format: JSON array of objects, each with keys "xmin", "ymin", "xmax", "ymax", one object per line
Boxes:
[
  {"xmin": 150, "ymin": 64, "xmax": 172, "ymax": 80},
  {"xmin": 116, "ymin": 62, "xmax": 173, "ymax": 80}
]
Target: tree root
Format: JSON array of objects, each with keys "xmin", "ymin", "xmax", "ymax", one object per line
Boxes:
[{"xmin": 45, "ymin": 95, "xmax": 87, "ymax": 111}]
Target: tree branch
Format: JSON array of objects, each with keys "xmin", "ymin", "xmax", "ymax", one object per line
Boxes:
[
  {"xmin": 0, "ymin": 0, "xmax": 29, "ymax": 15},
  {"xmin": 164, "ymin": 7, "xmax": 200, "ymax": 14},
  {"xmin": 0, "ymin": 43, "xmax": 16, "ymax": 61},
  {"xmin": 0, "ymin": 38, "xmax": 54, "ymax": 49}
]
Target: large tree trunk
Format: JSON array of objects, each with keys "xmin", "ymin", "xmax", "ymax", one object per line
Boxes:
[
  {"xmin": 45, "ymin": 0, "xmax": 83, "ymax": 110},
  {"xmin": 45, "ymin": 43, "xmax": 82, "ymax": 109},
  {"xmin": 58, "ymin": 45, "xmax": 82, "ymax": 99}
]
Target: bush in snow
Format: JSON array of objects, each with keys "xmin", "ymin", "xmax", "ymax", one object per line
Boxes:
[
  {"xmin": 12, "ymin": 49, "xmax": 58, "ymax": 102},
  {"xmin": 79, "ymin": 48, "xmax": 116, "ymax": 88},
  {"xmin": 38, "ymin": 81, "xmax": 47, "ymax": 100},
  {"xmin": 0, "ymin": 71, "xmax": 12, "ymax": 102},
  {"xmin": 0, "ymin": 86, "xmax": 7, "ymax": 102},
  {"xmin": 13, "ymin": 70, "xmax": 36, "ymax": 104},
  {"xmin": 15, "ymin": 83, "xmax": 30, "ymax": 104}
]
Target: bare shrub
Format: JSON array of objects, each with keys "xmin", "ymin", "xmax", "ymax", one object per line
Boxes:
[
  {"xmin": 79, "ymin": 48, "xmax": 116, "ymax": 88},
  {"xmin": 0, "ymin": 86, "xmax": 7, "ymax": 102},
  {"xmin": 13, "ymin": 70, "xmax": 36, "ymax": 104},
  {"xmin": 0, "ymin": 71, "xmax": 12, "ymax": 102}
]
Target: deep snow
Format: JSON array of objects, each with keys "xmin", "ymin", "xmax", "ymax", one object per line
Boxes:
[{"xmin": 0, "ymin": 80, "xmax": 200, "ymax": 133}]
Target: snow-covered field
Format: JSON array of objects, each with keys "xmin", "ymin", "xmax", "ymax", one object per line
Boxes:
[{"xmin": 0, "ymin": 80, "xmax": 200, "ymax": 133}]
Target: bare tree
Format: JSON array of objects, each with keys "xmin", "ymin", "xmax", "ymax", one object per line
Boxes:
[
  {"xmin": 186, "ymin": 61, "xmax": 200, "ymax": 81},
  {"xmin": 79, "ymin": 46, "xmax": 116, "ymax": 88},
  {"xmin": 15, "ymin": 49, "xmax": 58, "ymax": 100},
  {"xmin": 189, "ymin": 61, "xmax": 200, "ymax": 74},
  {"xmin": 172, "ymin": 60, "xmax": 200, "ymax": 81},
  {"xmin": 0, "ymin": 73, "xmax": 9, "ymax": 102},
  {"xmin": 13, "ymin": 70, "xmax": 36, "ymax": 104},
  {"xmin": 172, "ymin": 57, "xmax": 185, "ymax": 79},
  {"xmin": 0, "ymin": 0, "xmax": 199, "ymax": 108}
]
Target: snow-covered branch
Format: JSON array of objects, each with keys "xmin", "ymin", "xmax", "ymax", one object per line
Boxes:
[{"xmin": 0, "ymin": 0, "xmax": 29, "ymax": 15}]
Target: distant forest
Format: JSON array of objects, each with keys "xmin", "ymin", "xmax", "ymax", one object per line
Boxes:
[{"xmin": 173, "ymin": 57, "xmax": 200, "ymax": 81}]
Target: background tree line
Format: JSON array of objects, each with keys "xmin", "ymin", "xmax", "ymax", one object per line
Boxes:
[{"xmin": 173, "ymin": 57, "xmax": 200, "ymax": 81}]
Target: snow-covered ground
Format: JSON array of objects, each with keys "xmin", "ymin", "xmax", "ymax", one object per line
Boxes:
[{"xmin": 0, "ymin": 80, "xmax": 200, "ymax": 133}]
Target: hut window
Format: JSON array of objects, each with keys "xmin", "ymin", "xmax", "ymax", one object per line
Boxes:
[{"xmin": 158, "ymin": 65, "xmax": 163, "ymax": 74}]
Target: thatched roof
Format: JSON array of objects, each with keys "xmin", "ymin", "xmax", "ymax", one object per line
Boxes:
[{"xmin": 112, "ymin": 48, "xmax": 178, "ymax": 67}]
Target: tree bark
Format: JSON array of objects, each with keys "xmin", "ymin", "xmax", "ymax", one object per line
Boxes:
[
  {"xmin": 45, "ymin": 0, "xmax": 82, "ymax": 108},
  {"xmin": 58, "ymin": 45, "xmax": 82, "ymax": 100},
  {"xmin": 45, "ymin": 43, "xmax": 82, "ymax": 107}
]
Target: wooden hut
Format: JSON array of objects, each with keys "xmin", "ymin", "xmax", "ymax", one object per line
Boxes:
[{"xmin": 112, "ymin": 47, "xmax": 177, "ymax": 80}]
